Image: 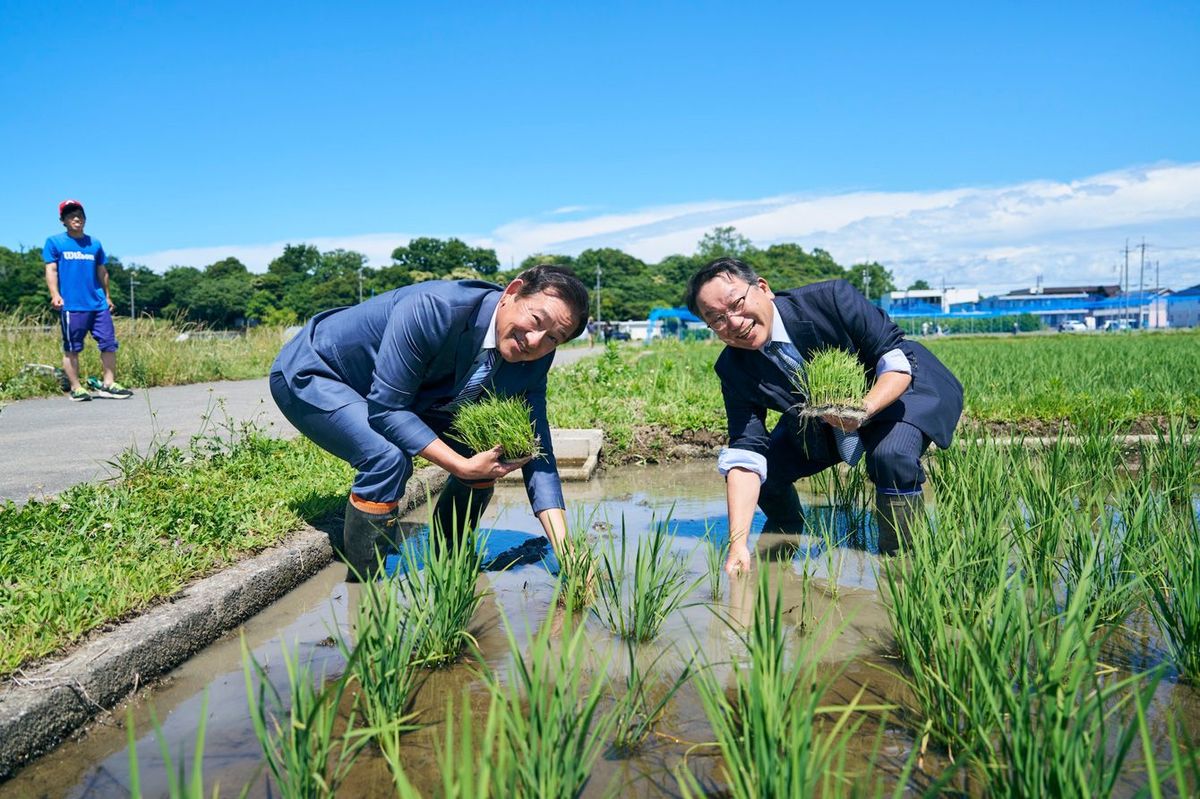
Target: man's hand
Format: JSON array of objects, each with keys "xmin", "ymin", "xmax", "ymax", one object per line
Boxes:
[
  {"xmin": 106, "ymin": 296, "xmax": 115, "ymax": 312},
  {"xmin": 821, "ymin": 410, "xmax": 864, "ymax": 432},
  {"xmin": 456, "ymin": 445, "xmax": 531, "ymax": 483},
  {"xmin": 724, "ymin": 542, "xmax": 752, "ymax": 578},
  {"xmin": 50, "ymin": 293, "xmax": 64, "ymax": 310}
]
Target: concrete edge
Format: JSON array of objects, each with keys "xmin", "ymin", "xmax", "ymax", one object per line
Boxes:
[{"xmin": 0, "ymin": 465, "xmax": 447, "ymax": 780}]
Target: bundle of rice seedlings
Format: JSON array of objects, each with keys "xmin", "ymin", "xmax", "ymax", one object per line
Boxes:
[
  {"xmin": 451, "ymin": 394, "xmax": 543, "ymax": 462},
  {"xmin": 556, "ymin": 523, "xmax": 598, "ymax": 612},
  {"xmin": 794, "ymin": 347, "xmax": 868, "ymax": 421}
]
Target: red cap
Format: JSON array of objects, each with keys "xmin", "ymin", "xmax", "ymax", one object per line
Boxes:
[{"xmin": 58, "ymin": 199, "xmax": 85, "ymax": 217}]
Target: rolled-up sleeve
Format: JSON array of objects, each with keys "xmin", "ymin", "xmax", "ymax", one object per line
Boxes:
[
  {"xmin": 876, "ymin": 348, "xmax": 912, "ymax": 375},
  {"xmin": 717, "ymin": 447, "xmax": 767, "ymax": 483}
]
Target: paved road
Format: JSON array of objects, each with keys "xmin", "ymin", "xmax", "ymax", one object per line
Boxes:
[{"xmin": 0, "ymin": 344, "xmax": 604, "ymax": 503}]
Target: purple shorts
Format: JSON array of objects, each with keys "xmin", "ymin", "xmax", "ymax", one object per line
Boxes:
[{"xmin": 59, "ymin": 309, "xmax": 119, "ymax": 353}]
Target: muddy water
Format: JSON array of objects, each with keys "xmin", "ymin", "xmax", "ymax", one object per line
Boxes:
[{"xmin": 2, "ymin": 462, "xmax": 1197, "ymax": 798}]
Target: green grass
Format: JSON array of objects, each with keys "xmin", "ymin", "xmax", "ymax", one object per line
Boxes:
[
  {"xmin": 451, "ymin": 394, "xmax": 543, "ymax": 461},
  {"xmin": 0, "ymin": 424, "xmax": 351, "ymax": 678},
  {"xmin": 0, "ymin": 312, "xmax": 284, "ymax": 401},
  {"xmin": 555, "ymin": 518, "xmax": 598, "ymax": 612},
  {"xmin": 610, "ymin": 638, "xmax": 693, "ymax": 755}
]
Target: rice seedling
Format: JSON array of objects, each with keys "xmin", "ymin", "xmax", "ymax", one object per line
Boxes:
[
  {"xmin": 378, "ymin": 691, "xmax": 510, "ymax": 799},
  {"xmin": 451, "ymin": 394, "xmax": 543, "ymax": 462},
  {"xmin": 676, "ymin": 567, "xmax": 887, "ymax": 797},
  {"xmin": 609, "ymin": 637, "xmax": 694, "ymax": 755},
  {"xmin": 1058, "ymin": 491, "xmax": 1150, "ymax": 626},
  {"xmin": 126, "ymin": 693, "xmax": 240, "ymax": 799},
  {"xmin": 489, "ymin": 606, "xmax": 616, "ymax": 798},
  {"xmin": 554, "ymin": 520, "xmax": 599, "ymax": 612},
  {"xmin": 1140, "ymin": 505, "xmax": 1200, "ymax": 683},
  {"xmin": 395, "ymin": 523, "xmax": 489, "ymax": 668},
  {"xmin": 817, "ymin": 525, "xmax": 846, "ymax": 602},
  {"xmin": 880, "ymin": 524, "xmax": 1009, "ymax": 754},
  {"xmin": 1143, "ymin": 416, "xmax": 1200, "ymax": 504},
  {"xmin": 702, "ymin": 524, "xmax": 728, "ymax": 601},
  {"xmin": 962, "ymin": 558, "xmax": 1162, "ymax": 799},
  {"xmin": 334, "ymin": 573, "xmax": 427, "ymax": 738},
  {"xmin": 592, "ymin": 515, "xmax": 701, "ymax": 642},
  {"xmin": 792, "ymin": 347, "xmax": 868, "ymax": 417},
  {"xmin": 242, "ymin": 638, "xmax": 368, "ymax": 799},
  {"xmin": 1135, "ymin": 697, "xmax": 1200, "ymax": 799}
]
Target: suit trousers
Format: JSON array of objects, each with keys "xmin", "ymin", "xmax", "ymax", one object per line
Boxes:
[{"xmin": 759, "ymin": 416, "xmax": 931, "ymax": 524}]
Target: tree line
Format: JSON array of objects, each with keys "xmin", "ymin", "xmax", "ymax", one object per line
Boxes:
[{"xmin": 0, "ymin": 226, "xmax": 896, "ymax": 328}]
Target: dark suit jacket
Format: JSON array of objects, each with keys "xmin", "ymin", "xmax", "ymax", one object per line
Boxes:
[
  {"xmin": 716, "ymin": 279, "xmax": 963, "ymax": 457},
  {"xmin": 272, "ymin": 280, "xmax": 563, "ymax": 512}
]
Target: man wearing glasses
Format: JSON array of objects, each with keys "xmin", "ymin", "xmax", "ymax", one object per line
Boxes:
[{"xmin": 685, "ymin": 257, "xmax": 963, "ymax": 574}]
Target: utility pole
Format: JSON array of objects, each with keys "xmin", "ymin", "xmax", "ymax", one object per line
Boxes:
[
  {"xmin": 862, "ymin": 266, "xmax": 871, "ymax": 301},
  {"xmin": 1155, "ymin": 260, "xmax": 1160, "ymax": 329},
  {"xmin": 129, "ymin": 275, "xmax": 141, "ymax": 328},
  {"xmin": 1122, "ymin": 239, "xmax": 1130, "ymax": 327},
  {"xmin": 357, "ymin": 264, "xmax": 363, "ymax": 304},
  {"xmin": 595, "ymin": 264, "xmax": 602, "ymax": 323},
  {"xmin": 1137, "ymin": 238, "xmax": 1147, "ymax": 329}
]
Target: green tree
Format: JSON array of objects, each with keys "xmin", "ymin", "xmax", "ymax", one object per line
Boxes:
[
  {"xmin": 574, "ymin": 248, "xmax": 650, "ymax": 320},
  {"xmin": 389, "ymin": 237, "xmax": 499, "ymax": 277},
  {"xmin": 908, "ymin": 279, "xmax": 931, "ymax": 290},
  {"xmin": 697, "ymin": 226, "xmax": 755, "ymax": 261},
  {"xmin": 845, "ymin": 261, "xmax": 896, "ymax": 302},
  {"xmin": 0, "ymin": 246, "xmax": 50, "ymax": 314}
]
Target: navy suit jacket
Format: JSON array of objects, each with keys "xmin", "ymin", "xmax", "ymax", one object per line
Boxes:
[
  {"xmin": 716, "ymin": 280, "xmax": 963, "ymax": 457},
  {"xmin": 272, "ymin": 280, "xmax": 564, "ymax": 513}
]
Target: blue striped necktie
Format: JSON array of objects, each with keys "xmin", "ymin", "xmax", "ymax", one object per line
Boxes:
[
  {"xmin": 763, "ymin": 340, "xmax": 863, "ymax": 467},
  {"xmin": 449, "ymin": 348, "xmax": 497, "ymax": 411}
]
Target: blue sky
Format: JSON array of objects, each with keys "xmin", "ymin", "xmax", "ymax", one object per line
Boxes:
[{"xmin": 3, "ymin": 1, "xmax": 1198, "ymax": 290}]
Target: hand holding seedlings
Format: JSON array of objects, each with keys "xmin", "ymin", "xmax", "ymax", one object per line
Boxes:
[
  {"xmin": 457, "ymin": 445, "xmax": 531, "ymax": 484},
  {"xmin": 725, "ymin": 539, "xmax": 752, "ymax": 578}
]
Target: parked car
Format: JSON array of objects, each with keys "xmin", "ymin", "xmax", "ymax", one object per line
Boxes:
[
  {"xmin": 1101, "ymin": 320, "xmax": 1132, "ymax": 332},
  {"xmin": 1058, "ymin": 320, "xmax": 1088, "ymax": 332}
]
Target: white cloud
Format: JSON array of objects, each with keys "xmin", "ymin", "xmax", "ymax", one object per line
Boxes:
[{"xmin": 128, "ymin": 162, "xmax": 1200, "ymax": 292}]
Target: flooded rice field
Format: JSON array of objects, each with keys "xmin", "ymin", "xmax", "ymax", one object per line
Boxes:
[{"xmin": 4, "ymin": 454, "xmax": 1200, "ymax": 798}]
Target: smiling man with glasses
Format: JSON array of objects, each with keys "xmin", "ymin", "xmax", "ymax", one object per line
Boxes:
[
  {"xmin": 270, "ymin": 264, "xmax": 589, "ymax": 581},
  {"xmin": 685, "ymin": 257, "xmax": 963, "ymax": 572}
]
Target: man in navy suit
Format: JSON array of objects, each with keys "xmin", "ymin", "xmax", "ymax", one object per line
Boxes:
[
  {"xmin": 685, "ymin": 258, "xmax": 963, "ymax": 573},
  {"xmin": 270, "ymin": 264, "xmax": 589, "ymax": 579}
]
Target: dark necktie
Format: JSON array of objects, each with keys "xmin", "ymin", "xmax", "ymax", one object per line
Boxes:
[{"xmin": 448, "ymin": 348, "xmax": 497, "ymax": 411}]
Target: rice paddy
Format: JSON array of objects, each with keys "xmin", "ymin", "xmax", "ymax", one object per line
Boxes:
[{"xmin": 13, "ymin": 435, "xmax": 1195, "ymax": 799}]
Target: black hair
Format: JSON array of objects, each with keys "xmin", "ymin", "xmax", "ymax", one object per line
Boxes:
[
  {"xmin": 684, "ymin": 257, "xmax": 761, "ymax": 317},
  {"xmin": 514, "ymin": 264, "xmax": 591, "ymax": 340}
]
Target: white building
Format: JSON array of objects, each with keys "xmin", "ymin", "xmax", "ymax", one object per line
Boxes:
[{"xmin": 881, "ymin": 288, "xmax": 980, "ymax": 314}]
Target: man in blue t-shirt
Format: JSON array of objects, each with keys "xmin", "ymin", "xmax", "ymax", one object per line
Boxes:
[{"xmin": 43, "ymin": 200, "xmax": 133, "ymax": 401}]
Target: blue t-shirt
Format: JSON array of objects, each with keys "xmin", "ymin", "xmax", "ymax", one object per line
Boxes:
[{"xmin": 43, "ymin": 233, "xmax": 107, "ymax": 311}]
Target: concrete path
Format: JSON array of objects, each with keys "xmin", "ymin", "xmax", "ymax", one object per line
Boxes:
[{"xmin": 0, "ymin": 344, "xmax": 604, "ymax": 503}]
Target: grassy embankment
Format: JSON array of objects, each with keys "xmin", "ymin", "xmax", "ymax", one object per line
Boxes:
[
  {"xmin": 3, "ymin": 330, "xmax": 1198, "ymax": 679},
  {"xmin": 0, "ymin": 313, "xmax": 281, "ymax": 402}
]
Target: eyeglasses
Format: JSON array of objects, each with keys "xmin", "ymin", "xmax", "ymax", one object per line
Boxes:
[{"xmin": 706, "ymin": 285, "xmax": 754, "ymax": 331}]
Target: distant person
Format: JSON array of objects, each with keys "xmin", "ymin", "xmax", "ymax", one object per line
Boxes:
[
  {"xmin": 43, "ymin": 200, "xmax": 132, "ymax": 402},
  {"xmin": 921, "ymin": 321, "xmax": 930, "ymax": 336},
  {"xmin": 1012, "ymin": 321, "xmax": 1020, "ymax": 336},
  {"xmin": 685, "ymin": 257, "xmax": 964, "ymax": 570},
  {"xmin": 586, "ymin": 317, "xmax": 597, "ymax": 346},
  {"xmin": 270, "ymin": 265, "xmax": 589, "ymax": 580}
]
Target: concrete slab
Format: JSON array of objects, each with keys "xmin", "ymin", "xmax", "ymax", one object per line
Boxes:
[{"xmin": 501, "ymin": 427, "xmax": 604, "ymax": 482}]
